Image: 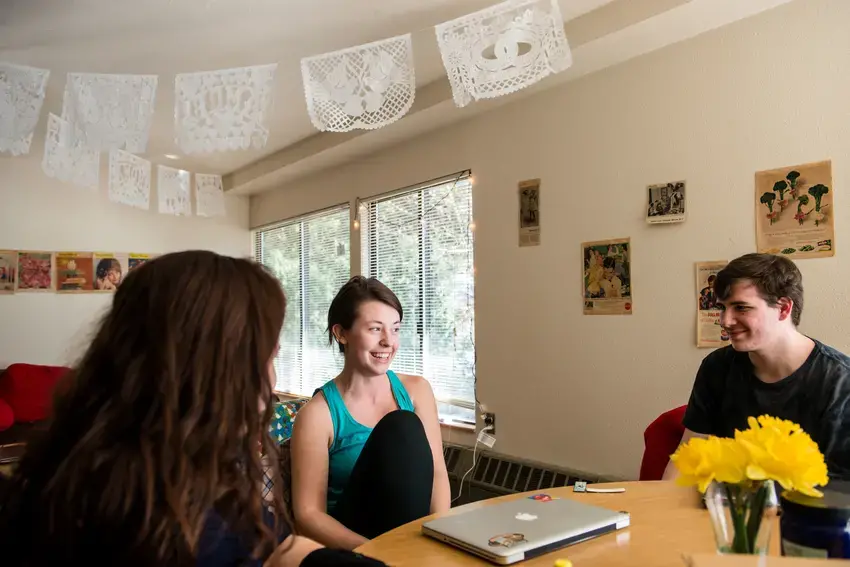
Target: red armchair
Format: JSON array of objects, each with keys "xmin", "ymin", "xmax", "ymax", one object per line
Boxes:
[{"xmin": 639, "ymin": 405, "xmax": 687, "ymax": 481}]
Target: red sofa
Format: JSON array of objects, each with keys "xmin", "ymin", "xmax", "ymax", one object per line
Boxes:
[{"xmin": 0, "ymin": 363, "xmax": 69, "ymax": 441}]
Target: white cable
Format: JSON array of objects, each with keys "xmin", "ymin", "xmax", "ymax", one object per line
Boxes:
[{"xmin": 452, "ymin": 425, "xmax": 493, "ymax": 505}]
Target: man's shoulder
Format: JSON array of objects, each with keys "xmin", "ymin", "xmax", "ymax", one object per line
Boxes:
[
  {"xmin": 813, "ymin": 340, "xmax": 850, "ymax": 377},
  {"xmin": 701, "ymin": 345, "xmax": 744, "ymax": 369}
]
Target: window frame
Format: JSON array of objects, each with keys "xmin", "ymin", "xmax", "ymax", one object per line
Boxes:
[
  {"xmin": 359, "ymin": 170, "xmax": 476, "ymax": 422},
  {"xmin": 253, "ymin": 202, "xmax": 351, "ymax": 397}
]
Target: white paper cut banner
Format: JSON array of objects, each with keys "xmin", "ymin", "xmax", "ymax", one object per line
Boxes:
[
  {"xmin": 62, "ymin": 72, "xmax": 158, "ymax": 153},
  {"xmin": 42, "ymin": 113, "xmax": 100, "ymax": 190},
  {"xmin": 435, "ymin": 0, "xmax": 572, "ymax": 107},
  {"xmin": 108, "ymin": 149, "xmax": 151, "ymax": 210},
  {"xmin": 301, "ymin": 34, "xmax": 415, "ymax": 132},
  {"xmin": 175, "ymin": 64, "xmax": 277, "ymax": 154},
  {"xmin": 195, "ymin": 173, "xmax": 226, "ymax": 218},
  {"xmin": 0, "ymin": 63, "xmax": 50, "ymax": 156},
  {"xmin": 157, "ymin": 165, "xmax": 192, "ymax": 216}
]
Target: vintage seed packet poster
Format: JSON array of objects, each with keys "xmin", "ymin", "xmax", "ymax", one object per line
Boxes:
[
  {"xmin": 755, "ymin": 160, "xmax": 834, "ymax": 259},
  {"xmin": 0, "ymin": 250, "xmax": 16, "ymax": 294},
  {"xmin": 518, "ymin": 179, "xmax": 541, "ymax": 247},
  {"xmin": 93, "ymin": 253, "xmax": 129, "ymax": 291},
  {"xmin": 55, "ymin": 252, "xmax": 96, "ymax": 292},
  {"xmin": 16, "ymin": 251, "xmax": 54, "ymax": 292},
  {"xmin": 646, "ymin": 180, "xmax": 686, "ymax": 224},
  {"xmin": 582, "ymin": 237, "xmax": 632, "ymax": 315},
  {"xmin": 696, "ymin": 261, "xmax": 728, "ymax": 348}
]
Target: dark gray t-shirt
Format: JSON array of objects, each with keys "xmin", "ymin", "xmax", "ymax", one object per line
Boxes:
[{"xmin": 683, "ymin": 340, "xmax": 850, "ymax": 481}]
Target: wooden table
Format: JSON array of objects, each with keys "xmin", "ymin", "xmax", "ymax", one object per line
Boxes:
[{"xmin": 356, "ymin": 481, "xmax": 770, "ymax": 566}]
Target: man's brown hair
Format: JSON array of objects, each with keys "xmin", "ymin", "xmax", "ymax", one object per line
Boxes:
[
  {"xmin": 714, "ymin": 253, "xmax": 804, "ymax": 326},
  {"xmin": 0, "ymin": 250, "xmax": 289, "ymax": 564}
]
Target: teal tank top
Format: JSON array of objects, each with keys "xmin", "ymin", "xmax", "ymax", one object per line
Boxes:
[{"xmin": 315, "ymin": 370, "xmax": 415, "ymax": 514}]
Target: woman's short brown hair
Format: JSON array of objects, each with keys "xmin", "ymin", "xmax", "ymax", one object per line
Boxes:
[{"xmin": 327, "ymin": 276, "xmax": 403, "ymax": 353}]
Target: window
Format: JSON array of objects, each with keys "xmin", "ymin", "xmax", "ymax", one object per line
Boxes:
[
  {"xmin": 254, "ymin": 205, "xmax": 350, "ymax": 395},
  {"xmin": 360, "ymin": 171, "xmax": 476, "ymax": 423}
]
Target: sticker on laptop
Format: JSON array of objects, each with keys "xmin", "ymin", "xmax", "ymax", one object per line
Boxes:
[
  {"xmin": 528, "ymin": 493, "xmax": 560, "ymax": 502},
  {"xmin": 488, "ymin": 533, "xmax": 527, "ymax": 548}
]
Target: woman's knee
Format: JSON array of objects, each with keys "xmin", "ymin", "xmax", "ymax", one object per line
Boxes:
[{"xmin": 374, "ymin": 410, "xmax": 426, "ymax": 439}]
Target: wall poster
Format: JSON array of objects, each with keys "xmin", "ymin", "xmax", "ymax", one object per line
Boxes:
[
  {"xmin": 696, "ymin": 260, "xmax": 728, "ymax": 348},
  {"xmin": 518, "ymin": 178, "xmax": 541, "ymax": 247},
  {"xmin": 755, "ymin": 160, "xmax": 834, "ymax": 258},
  {"xmin": 582, "ymin": 237, "xmax": 632, "ymax": 315}
]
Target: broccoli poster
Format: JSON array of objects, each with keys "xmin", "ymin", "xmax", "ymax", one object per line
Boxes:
[
  {"xmin": 696, "ymin": 261, "xmax": 728, "ymax": 348},
  {"xmin": 582, "ymin": 237, "xmax": 632, "ymax": 315},
  {"xmin": 755, "ymin": 160, "xmax": 834, "ymax": 259}
]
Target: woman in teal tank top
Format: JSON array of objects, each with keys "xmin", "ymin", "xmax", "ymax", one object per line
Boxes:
[{"xmin": 290, "ymin": 277, "xmax": 451, "ymax": 551}]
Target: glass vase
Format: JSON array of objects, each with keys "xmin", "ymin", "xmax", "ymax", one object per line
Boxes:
[{"xmin": 705, "ymin": 480, "xmax": 778, "ymax": 555}]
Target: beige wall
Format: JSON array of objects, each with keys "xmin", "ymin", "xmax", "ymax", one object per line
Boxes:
[
  {"xmin": 0, "ymin": 153, "xmax": 250, "ymax": 368},
  {"xmin": 251, "ymin": 0, "xmax": 850, "ymax": 479}
]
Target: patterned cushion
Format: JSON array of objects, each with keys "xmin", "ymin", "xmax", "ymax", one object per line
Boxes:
[
  {"xmin": 269, "ymin": 398, "xmax": 309, "ymax": 444},
  {"xmin": 265, "ymin": 398, "xmax": 308, "ymax": 518}
]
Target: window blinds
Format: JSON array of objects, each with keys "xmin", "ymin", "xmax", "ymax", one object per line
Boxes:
[
  {"xmin": 254, "ymin": 205, "xmax": 350, "ymax": 395},
  {"xmin": 360, "ymin": 172, "xmax": 475, "ymax": 409}
]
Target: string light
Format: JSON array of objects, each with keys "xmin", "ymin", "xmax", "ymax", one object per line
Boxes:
[
  {"xmin": 469, "ymin": 221, "xmax": 476, "ymax": 232},
  {"xmin": 353, "ymin": 219, "xmax": 360, "ymax": 230}
]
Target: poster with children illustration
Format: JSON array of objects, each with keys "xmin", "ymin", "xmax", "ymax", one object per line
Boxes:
[
  {"xmin": 0, "ymin": 250, "xmax": 16, "ymax": 294},
  {"xmin": 696, "ymin": 261, "xmax": 728, "ymax": 348},
  {"xmin": 16, "ymin": 251, "xmax": 54, "ymax": 292},
  {"xmin": 755, "ymin": 160, "xmax": 834, "ymax": 259},
  {"xmin": 93, "ymin": 253, "xmax": 128, "ymax": 291},
  {"xmin": 128, "ymin": 253, "xmax": 155, "ymax": 272},
  {"xmin": 55, "ymin": 252, "xmax": 95, "ymax": 292},
  {"xmin": 646, "ymin": 180, "xmax": 686, "ymax": 224},
  {"xmin": 582, "ymin": 237, "xmax": 632, "ymax": 315}
]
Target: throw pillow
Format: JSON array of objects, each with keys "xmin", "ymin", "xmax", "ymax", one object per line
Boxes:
[{"xmin": 269, "ymin": 398, "xmax": 309, "ymax": 444}]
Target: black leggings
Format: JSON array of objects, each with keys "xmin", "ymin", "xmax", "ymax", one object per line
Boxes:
[{"xmin": 332, "ymin": 410, "xmax": 434, "ymax": 539}]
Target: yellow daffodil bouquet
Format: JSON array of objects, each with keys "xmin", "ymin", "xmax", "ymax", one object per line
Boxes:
[{"xmin": 670, "ymin": 415, "xmax": 829, "ymax": 555}]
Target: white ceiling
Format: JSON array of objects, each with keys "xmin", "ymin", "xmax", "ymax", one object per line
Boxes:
[{"xmin": 0, "ymin": 0, "xmax": 795, "ymax": 193}]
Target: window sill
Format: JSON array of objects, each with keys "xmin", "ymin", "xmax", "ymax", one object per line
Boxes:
[
  {"xmin": 274, "ymin": 390, "xmax": 309, "ymax": 401},
  {"xmin": 439, "ymin": 419, "xmax": 475, "ymax": 432},
  {"xmin": 275, "ymin": 391, "xmax": 477, "ymax": 432}
]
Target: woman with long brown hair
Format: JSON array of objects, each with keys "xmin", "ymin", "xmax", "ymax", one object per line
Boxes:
[{"xmin": 0, "ymin": 251, "xmax": 385, "ymax": 567}]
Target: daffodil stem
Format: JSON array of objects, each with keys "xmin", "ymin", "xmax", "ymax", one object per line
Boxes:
[
  {"xmin": 746, "ymin": 483, "xmax": 769, "ymax": 553},
  {"xmin": 725, "ymin": 485, "xmax": 750, "ymax": 553}
]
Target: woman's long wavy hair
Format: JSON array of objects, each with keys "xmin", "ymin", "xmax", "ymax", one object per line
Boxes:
[{"xmin": 0, "ymin": 250, "xmax": 288, "ymax": 565}]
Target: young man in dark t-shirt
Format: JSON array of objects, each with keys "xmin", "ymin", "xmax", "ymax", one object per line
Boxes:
[{"xmin": 663, "ymin": 253, "xmax": 850, "ymax": 481}]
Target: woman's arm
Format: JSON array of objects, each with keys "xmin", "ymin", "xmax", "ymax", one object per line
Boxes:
[
  {"xmin": 290, "ymin": 398, "xmax": 369, "ymax": 550},
  {"xmin": 265, "ymin": 536, "xmax": 388, "ymax": 567},
  {"xmin": 404, "ymin": 375, "xmax": 451, "ymax": 514},
  {"xmin": 263, "ymin": 535, "xmax": 324, "ymax": 567}
]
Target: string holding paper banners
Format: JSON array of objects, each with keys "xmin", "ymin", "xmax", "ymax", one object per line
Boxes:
[
  {"xmin": 0, "ymin": 62, "xmax": 50, "ymax": 156},
  {"xmin": 108, "ymin": 149, "xmax": 152, "ymax": 210},
  {"xmin": 175, "ymin": 64, "xmax": 277, "ymax": 153},
  {"xmin": 157, "ymin": 165, "xmax": 192, "ymax": 216},
  {"xmin": 301, "ymin": 34, "xmax": 415, "ymax": 132},
  {"xmin": 62, "ymin": 72, "xmax": 158, "ymax": 153},
  {"xmin": 42, "ymin": 113, "xmax": 100, "ymax": 191},
  {"xmin": 435, "ymin": 0, "xmax": 572, "ymax": 107},
  {"xmin": 195, "ymin": 173, "xmax": 226, "ymax": 218}
]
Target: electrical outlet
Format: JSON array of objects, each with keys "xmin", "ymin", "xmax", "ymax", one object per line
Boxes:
[{"xmin": 483, "ymin": 412, "xmax": 496, "ymax": 436}]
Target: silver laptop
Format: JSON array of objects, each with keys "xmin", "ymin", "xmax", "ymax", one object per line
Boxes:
[{"xmin": 422, "ymin": 494, "xmax": 630, "ymax": 565}]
